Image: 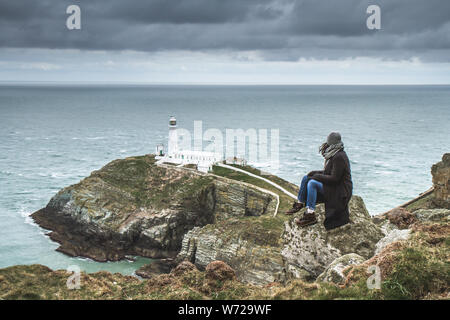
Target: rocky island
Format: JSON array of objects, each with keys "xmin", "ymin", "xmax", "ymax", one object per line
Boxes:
[
  {"xmin": 0, "ymin": 154, "xmax": 449, "ymax": 300},
  {"xmin": 31, "ymin": 155, "xmax": 278, "ymax": 263}
]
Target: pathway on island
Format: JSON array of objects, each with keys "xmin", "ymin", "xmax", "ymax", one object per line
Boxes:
[
  {"xmin": 157, "ymin": 161, "xmax": 296, "ymax": 217},
  {"xmin": 216, "ymin": 163, "xmax": 298, "ymax": 217},
  {"xmin": 216, "ymin": 163, "xmax": 298, "ymax": 199}
]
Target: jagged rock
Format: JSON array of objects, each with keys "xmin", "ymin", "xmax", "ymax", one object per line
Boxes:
[
  {"xmin": 375, "ymin": 228, "xmax": 411, "ymax": 255},
  {"xmin": 281, "ymin": 196, "xmax": 384, "ymax": 280},
  {"xmin": 316, "ymin": 253, "xmax": 365, "ymax": 284},
  {"xmin": 284, "ymin": 264, "xmax": 314, "ymax": 281},
  {"xmin": 31, "ymin": 155, "xmax": 276, "ymax": 262},
  {"xmin": 135, "ymin": 258, "xmax": 177, "ymax": 278},
  {"xmin": 385, "ymin": 207, "xmax": 416, "ymax": 229},
  {"xmin": 171, "ymin": 260, "xmax": 197, "ymax": 276},
  {"xmin": 378, "ymin": 220, "xmax": 399, "ymax": 236},
  {"xmin": 372, "ymin": 214, "xmax": 399, "ymax": 236},
  {"xmin": 413, "ymin": 208, "xmax": 450, "ymax": 222},
  {"xmin": 176, "ymin": 217, "xmax": 286, "ymax": 286},
  {"xmin": 431, "ymin": 153, "xmax": 450, "ymax": 209},
  {"xmin": 205, "ymin": 261, "xmax": 236, "ymax": 281}
]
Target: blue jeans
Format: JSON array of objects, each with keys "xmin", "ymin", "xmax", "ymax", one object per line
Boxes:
[{"xmin": 298, "ymin": 175, "xmax": 324, "ymax": 210}]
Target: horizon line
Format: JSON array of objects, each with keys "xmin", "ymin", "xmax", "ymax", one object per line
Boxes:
[{"xmin": 1, "ymin": 81, "xmax": 450, "ymax": 86}]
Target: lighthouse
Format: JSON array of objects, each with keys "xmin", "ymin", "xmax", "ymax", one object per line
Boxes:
[
  {"xmin": 167, "ymin": 116, "xmax": 178, "ymax": 158},
  {"xmin": 155, "ymin": 116, "xmax": 223, "ymax": 173}
]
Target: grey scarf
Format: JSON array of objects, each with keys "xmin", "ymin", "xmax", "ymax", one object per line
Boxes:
[{"xmin": 320, "ymin": 142, "xmax": 344, "ymax": 167}]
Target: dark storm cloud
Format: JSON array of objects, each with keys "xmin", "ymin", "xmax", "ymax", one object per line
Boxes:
[
  {"xmin": 103, "ymin": 0, "xmax": 283, "ymax": 24},
  {"xmin": 0, "ymin": 0, "xmax": 449, "ymax": 61}
]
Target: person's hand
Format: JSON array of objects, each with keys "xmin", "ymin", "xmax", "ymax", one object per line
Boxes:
[{"xmin": 307, "ymin": 171, "xmax": 317, "ymax": 177}]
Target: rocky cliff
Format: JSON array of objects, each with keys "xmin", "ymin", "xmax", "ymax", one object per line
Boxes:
[
  {"xmin": 26, "ymin": 152, "xmax": 449, "ymax": 295},
  {"xmin": 176, "ymin": 195, "xmax": 385, "ymax": 285},
  {"xmin": 282, "ymin": 196, "xmax": 384, "ymax": 280},
  {"xmin": 31, "ymin": 153, "xmax": 382, "ymax": 285},
  {"xmin": 32, "ymin": 155, "xmax": 277, "ymax": 262},
  {"xmin": 176, "ymin": 215, "xmax": 286, "ymax": 285},
  {"xmin": 1, "ymin": 205, "xmax": 448, "ymax": 300},
  {"xmin": 432, "ymin": 153, "xmax": 450, "ymax": 209}
]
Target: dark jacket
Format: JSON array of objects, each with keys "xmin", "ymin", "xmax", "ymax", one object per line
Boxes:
[{"xmin": 310, "ymin": 150, "xmax": 353, "ymax": 230}]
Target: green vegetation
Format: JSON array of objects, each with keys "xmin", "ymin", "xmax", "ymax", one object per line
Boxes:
[
  {"xmin": 90, "ymin": 155, "xmax": 157, "ymax": 208},
  {"xmin": 9, "ymin": 156, "xmax": 447, "ymax": 300},
  {"xmin": 210, "ymin": 164, "xmax": 296, "ymax": 243},
  {"xmin": 312, "ymin": 221, "xmax": 450, "ymax": 300},
  {"xmin": 227, "ymin": 164, "xmax": 299, "ymax": 195},
  {"xmin": 2, "ymin": 220, "xmax": 447, "ymax": 300},
  {"xmin": 200, "ymin": 215, "xmax": 287, "ymax": 247},
  {"xmin": 212, "ymin": 165, "xmax": 298, "ymax": 213},
  {"xmin": 405, "ymin": 191, "xmax": 436, "ymax": 212},
  {"xmin": 82, "ymin": 154, "xmax": 215, "ymax": 210}
]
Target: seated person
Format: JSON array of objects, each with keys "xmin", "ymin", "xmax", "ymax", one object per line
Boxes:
[{"xmin": 286, "ymin": 132, "xmax": 353, "ymax": 230}]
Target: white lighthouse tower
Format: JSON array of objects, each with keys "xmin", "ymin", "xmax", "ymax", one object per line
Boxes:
[
  {"xmin": 167, "ymin": 116, "xmax": 178, "ymax": 158},
  {"xmin": 155, "ymin": 116, "xmax": 223, "ymax": 173}
]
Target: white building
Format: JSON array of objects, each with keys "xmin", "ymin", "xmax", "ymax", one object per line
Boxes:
[{"xmin": 155, "ymin": 116, "xmax": 223, "ymax": 173}]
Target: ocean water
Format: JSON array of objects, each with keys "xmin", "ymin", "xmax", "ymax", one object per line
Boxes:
[{"xmin": 0, "ymin": 84, "xmax": 449, "ymax": 273}]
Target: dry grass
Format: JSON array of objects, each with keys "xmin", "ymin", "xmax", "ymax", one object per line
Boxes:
[{"xmin": 1, "ymin": 220, "xmax": 448, "ymax": 300}]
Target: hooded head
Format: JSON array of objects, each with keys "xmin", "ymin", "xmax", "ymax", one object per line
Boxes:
[
  {"xmin": 320, "ymin": 132, "xmax": 344, "ymax": 159},
  {"xmin": 326, "ymin": 132, "xmax": 342, "ymax": 146}
]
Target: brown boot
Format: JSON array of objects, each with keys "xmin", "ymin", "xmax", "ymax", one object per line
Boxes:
[
  {"xmin": 285, "ymin": 202, "xmax": 304, "ymax": 215},
  {"xmin": 295, "ymin": 212, "xmax": 317, "ymax": 227}
]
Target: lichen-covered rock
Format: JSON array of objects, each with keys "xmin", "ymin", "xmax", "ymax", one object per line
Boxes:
[
  {"xmin": 375, "ymin": 228, "xmax": 411, "ymax": 255},
  {"xmin": 372, "ymin": 215, "xmax": 399, "ymax": 236},
  {"xmin": 205, "ymin": 261, "xmax": 236, "ymax": 281},
  {"xmin": 316, "ymin": 253, "xmax": 365, "ymax": 284},
  {"xmin": 177, "ymin": 217, "xmax": 286, "ymax": 285},
  {"xmin": 413, "ymin": 208, "xmax": 450, "ymax": 223},
  {"xmin": 431, "ymin": 153, "xmax": 450, "ymax": 209},
  {"xmin": 32, "ymin": 155, "xmax": 277, "ymax": 262},
  {"xmin": 281, "ymin": 196, "xmax": 384, "ymax": 280},
  {"xmin": 377, "ymin": 220, "xmax": 399, "ymax": 236}
]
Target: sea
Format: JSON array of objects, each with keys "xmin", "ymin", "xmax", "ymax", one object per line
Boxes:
[{"xmin": 1, "ymin": 84, "xmax": 449, "ymax": 274}]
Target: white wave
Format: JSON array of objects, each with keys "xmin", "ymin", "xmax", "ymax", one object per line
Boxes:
[
  {"xmin": 18, "ymin": 206, "xmax": 36, "ymax": 226},
  {"xmin": 86, "ymin": 136, "xmax": 105, "ymax": 140},
  {"xmin": 50, "ymin": 172, "xmax": 66, "ymax": 178}
]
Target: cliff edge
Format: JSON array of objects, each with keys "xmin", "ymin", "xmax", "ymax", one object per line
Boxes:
[{"xmin": 11, "ymin": 152, "xmax": 446, "ymax": 298}]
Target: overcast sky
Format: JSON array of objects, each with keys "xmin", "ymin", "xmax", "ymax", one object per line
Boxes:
[{"xmin": 1, "ymin": 0, "xmax": 450, "ymax": 84}]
